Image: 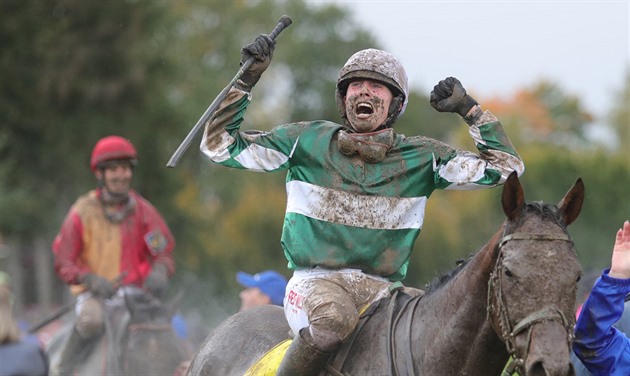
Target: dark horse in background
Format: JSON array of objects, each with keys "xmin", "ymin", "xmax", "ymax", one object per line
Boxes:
[
  {"xmin": 187, "ymin": 172, "xmax": 585, "ymax": 376},
  {"xmin": 47, "ymin": 287, "xmax": 188, "ymax": 375}
]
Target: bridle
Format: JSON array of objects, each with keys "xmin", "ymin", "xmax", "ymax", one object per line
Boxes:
[
  {"xmin": 127, "ymin": 322, "xmax": 173, "ymax": 332},
  {"xmin": 488, "ymin": 231, "xmax": 576, "ymax": 375}
]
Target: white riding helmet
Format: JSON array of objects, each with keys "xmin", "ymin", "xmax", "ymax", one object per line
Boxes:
[{"xmin": 336, "ymin": 49, "xmax": 409, "ymax": 128}]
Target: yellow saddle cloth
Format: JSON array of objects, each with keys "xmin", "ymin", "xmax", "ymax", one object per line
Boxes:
[
  {"xmin": 243, "ymin": 339, "xmax": 291, "ymax": 376},
  {"xmin": 244, "ymin": 284, "xmax": 411, "ymax": 375}
]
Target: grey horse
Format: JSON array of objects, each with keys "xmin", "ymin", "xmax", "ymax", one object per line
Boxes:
[{"xmin": 188, "ymin": 172, "xmax": 584, "ymax": 376}]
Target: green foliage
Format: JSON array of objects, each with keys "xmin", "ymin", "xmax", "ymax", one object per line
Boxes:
[
  {"xmin": 405, "ymin": 185, "xmax": 503, "ymax": 288},
  {"xmin": 530, "ymin": 81, "xmax": 593, "ymax": 145},
  {"xmin": 0, "ymin": 0, "xmax": 384, "ymax": 321},
  {"xmin": 521, "ymin": 146, "xmax": 629, "ymax": 270},
  {"xmin": 1, "ymin": 0, "xmax": 628, "ymax": 328},
  {"xmin": 396, "ymin": 91, "xmax": 461, "ymax": 140},
  {"xmin": 608, "ymin": 71, "xmax": 630, "ymax": 152}
]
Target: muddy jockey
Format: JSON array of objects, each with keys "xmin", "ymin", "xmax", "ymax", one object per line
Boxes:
[
  {"xmin": 199, "ymin": 34, "xmax": 524, "ymax": 375},
  {"xmin": 51, "ymin": 136, "xmax": 176, "ymax": 374}
]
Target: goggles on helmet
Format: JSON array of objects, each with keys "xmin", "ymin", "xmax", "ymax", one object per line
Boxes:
[{"xmin": 337, "ymin": 128, "xmax": 395, "ymax": 163}]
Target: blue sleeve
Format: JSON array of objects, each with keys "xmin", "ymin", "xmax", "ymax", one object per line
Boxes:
[
  {"xmin": 0, "ymin": 340, "xmax": 49, "ymax": 376},
  {"xmin": 573, "ymin": 270, "xmax": 630, "ymax": 376}
]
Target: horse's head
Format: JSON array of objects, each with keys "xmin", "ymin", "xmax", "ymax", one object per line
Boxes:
[
  {"xmin": 121, "ymin": 290, "xmax": 187, "ymax": 375},
  {"xmin": 488, "ymin": 172, "xmax": 584, "ymax": 376}
]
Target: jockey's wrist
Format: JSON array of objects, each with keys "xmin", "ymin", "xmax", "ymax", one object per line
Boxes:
[{"xmin": 463, "ymin": 104, "xmax": 483, "ymax": 125}]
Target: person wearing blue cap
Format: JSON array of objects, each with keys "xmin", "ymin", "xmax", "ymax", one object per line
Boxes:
[{"xmin": 236, "ymin": 270, "xmax": 288, "ymax": 312}]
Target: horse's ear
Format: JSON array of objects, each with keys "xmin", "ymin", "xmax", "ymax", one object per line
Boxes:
[
  {"xmin": 502, "ymin": 171, "xmax": 524, "ymax": 221},
  {"xmin": 557, "ymin": 177, "xmax": 585, "ymax": 226}
]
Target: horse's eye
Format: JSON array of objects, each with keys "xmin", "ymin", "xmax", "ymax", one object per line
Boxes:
[
  {"xmin": 576, "ymin": 275, "xmax": 581, "ymax": 283},
  {"xmin": 504, "ymin": 269, "xmax": 513, "ymax": 278}
]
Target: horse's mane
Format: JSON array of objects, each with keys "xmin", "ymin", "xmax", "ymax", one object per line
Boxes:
[
  {"xmin": 424, "ymin": 256, "xmax": 472, "ymax": 295},
  {"xmin": 422, "ymin": 200, "xmax": 569, "ymax": 295}
]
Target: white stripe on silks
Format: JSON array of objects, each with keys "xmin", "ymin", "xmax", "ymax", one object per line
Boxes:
[
  {"xmin": 445, "ymin": 182, "xmax": 488, "ymax": 191},
  {"xmin": 234, "ymin": 143, "xmax": 289, "ymax": 171},
  {"xmin": 438, "ymin": 152, "xmax": 488, "ymax": 188},
  {"xmin": 440, "ymin": 151, "xmax": 525, "ymax": 190},
  {"xmin": 285, "ymin": 180, "xmax": 426, "ymax": 230},
  {"xmin": 468, "ymin": 123, "xmax": 485, "ymax": 146},
  {"xmin": 468, "ymin": 111, "xmax": 498, "ymax": 146},
  {"xmin": 200, "ymin": 131, "xmax": 235, "ymax": 163}
]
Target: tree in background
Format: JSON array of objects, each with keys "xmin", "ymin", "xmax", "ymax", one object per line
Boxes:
[
  {"xmin": 0, "ymin": 0, "xmax": 627, "ymax": 330},
  {"xmin": 159, "ymin": 1, "xmax": 384, "ymax": 321},
  {"xmin": 608, "ymin": 72, "xmax": 629, "ymax": 153},
  {"xmin": 401, "ymin": 77, "xmax": 629, "ymax": 288},
  {"xmin": 0, "ymin": 0, "xmax": 383, "ymax": 326},
  {"xmin": 0, "ymin": 0, "xmax": 190, "ymax": 314}
]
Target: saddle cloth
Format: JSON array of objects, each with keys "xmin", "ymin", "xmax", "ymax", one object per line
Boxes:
[
  {"xmin": 243, "ymin": 283, "xmax": 417, "ymax": 375},
  {"xmin": 243, "ymin": 339, "xmax": 291, "ymax": 376}
]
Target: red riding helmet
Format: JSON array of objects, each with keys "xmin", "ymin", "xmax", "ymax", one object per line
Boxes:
[{"xmin": 90, "ymin": 136, "xmax": 138, "ymax": 171}]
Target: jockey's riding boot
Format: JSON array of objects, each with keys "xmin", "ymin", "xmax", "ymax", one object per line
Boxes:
[
  {"xmin": 55, "ymin": 328, "xmax": 95, "ymax": 375},
  {"xmin": 276, "ymin": 327, "xmax": 342, "ymax": 376}
]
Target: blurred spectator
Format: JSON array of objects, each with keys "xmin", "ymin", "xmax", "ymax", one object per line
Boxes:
[
  {"xmin": 0, "ymin": 271, "xmax": 49, "ymax": 376},
  {"xmin": 573, "ymin": 221, "xmax": 630, "ymax": 375},
  {"xmin": 572, "ymin": 299, "xmax": 630, "ymax": 375},
  {"xmin": 237, "ymin": 270, "xmax": 287, "ymax": 312}
]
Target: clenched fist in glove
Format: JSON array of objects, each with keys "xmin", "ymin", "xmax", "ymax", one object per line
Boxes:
[
  {"xmin": 430, "ymin": 77, "xmax": 478, "ymax": 118},
  {"xmin": 82, "ymin": 273, "xmax": 115, "ymax": 299},
  {"xmin": 144, "ymin": 263, "xmax": 169, "ymax": 298},
  {"xmin": 236, "ymin": 34, "xmax": 276, "ymax": 91}
]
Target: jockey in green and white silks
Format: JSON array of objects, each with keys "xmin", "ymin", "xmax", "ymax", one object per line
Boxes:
[
  {"xmin": 201, "ymin": 92, "xmax": 522, "ymax": 282},
  {"xmin": 200, "ymin": 40, "xmax": 524, "ymax": 376}
]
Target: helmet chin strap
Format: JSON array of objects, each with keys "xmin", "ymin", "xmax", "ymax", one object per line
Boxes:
[
  {"xmin": 97, "ymin": 183, "xmax": 136, "ymax": 223},
  {"xmin": 97, "ymin": 179, "xmax": 130, "ymax": 205},
  {"xmin": 382, "ymin": 95, "xmax": 404, "ymax": 128}
]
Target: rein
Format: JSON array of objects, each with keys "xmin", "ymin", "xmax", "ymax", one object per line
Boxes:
[
  {"xmin": 354, "ymin": 287, "xmax": 422, "ymax": 376},
  {"xmin": 488, "ymin": 231, "xmax": 575, "ymax": 375},
  {"xmin": 333, "ymin": 230, "xmax": 576, "ymax": 375},
  {"xmin": 387, "ymin": 289, "xmax": 422, "ymax": 375},
  {"xmin": 127, "ymin": 323, "xmax": 173, "ymax": 332}
]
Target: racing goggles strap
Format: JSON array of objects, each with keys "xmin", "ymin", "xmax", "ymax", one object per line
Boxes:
[{"xmin": 337, "ymin": 128, "xmax": 395, "ymax": 163}]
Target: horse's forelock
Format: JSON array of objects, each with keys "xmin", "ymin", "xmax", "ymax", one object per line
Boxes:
[{"xmin": 503, "ymin": 201, "xmax": 568, "ymax": 236}]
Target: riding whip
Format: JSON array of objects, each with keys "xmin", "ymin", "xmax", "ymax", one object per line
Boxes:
[
  {"xmin": 166, "ymin": 15, "xmax": 293, "ymax": 168},
  {"xmin": 26, "ymin": 272, "xmax": 128, "ymax": 334}
]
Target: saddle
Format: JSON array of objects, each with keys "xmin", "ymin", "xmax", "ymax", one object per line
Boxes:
[
  {"xmin": 244, "ymin": 283, "xmax": 424, "ymax": 376},
  {"xmin": 93, "ymin": 292, "xmax": 157, "ymax": 373},
  {"xmin": 82, "ymin": 302, "xmax": 132, "ymax": 374}
]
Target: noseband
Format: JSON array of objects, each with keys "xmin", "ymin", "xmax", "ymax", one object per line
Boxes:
[
  {"xmin": 488, "ymin": 231, "xmax": 575, "ymax": 375},
  {"xmin": 127, "ymin": 323, "xmax": 173, "ymax": 332}
]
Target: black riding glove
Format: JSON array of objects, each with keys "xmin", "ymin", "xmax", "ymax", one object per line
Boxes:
[
  {"xmin": 82, "ymin": 273, "xmax": 115, "ymax": 299},
  {"xmin": 429, "ymin": 77, "xmax": 478, "ymax": 118},
  {"xmin": 144, "ymin": 263, "xmax": 169, "ymax": 298},
  {"xmin": 235, "ymin": 34, "xmax": 276, "ymax": 91}
]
